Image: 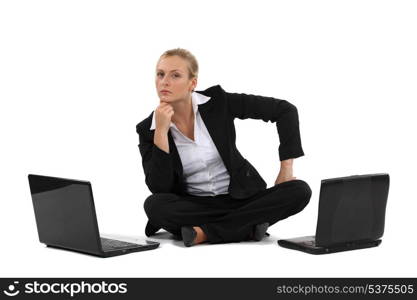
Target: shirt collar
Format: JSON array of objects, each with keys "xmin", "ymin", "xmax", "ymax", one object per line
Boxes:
[{"xmin": 150, "ymin": 91, "xmax": 211, "ymax": 130}]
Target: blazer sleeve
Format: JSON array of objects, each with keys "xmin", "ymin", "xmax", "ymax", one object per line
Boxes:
[
  {"xmin": 136, "ymin": 124, "xmax": 176, "ymax": 193},
  {"xmin": 224, "ymin": 88, "xmax": 305, "ymax": 161}
]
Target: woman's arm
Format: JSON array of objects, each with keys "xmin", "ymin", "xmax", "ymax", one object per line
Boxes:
[
  {"xmin": 223, "ymin": 87, "xmax": 304, "ymax": 184},
  {"xmin": 137, "ymin": 102, "xmax": 176, "ymax": 193},
  {"xmin": 224, "ymin": 88, "xmax": 304, "ymax": 161},
  {"xmin": 137, "ymin": 125, "xmax": 176, "ymax": 193}
]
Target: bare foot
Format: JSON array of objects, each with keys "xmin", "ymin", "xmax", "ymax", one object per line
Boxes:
[{"xmin": 193, "ymin": 226, "xmax": 208, "ymax": 244}]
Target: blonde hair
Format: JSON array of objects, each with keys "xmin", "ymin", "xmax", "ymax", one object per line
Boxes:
[{"xmin": 158, "ymin": 48, "xmax": 199, "ymax": 79}]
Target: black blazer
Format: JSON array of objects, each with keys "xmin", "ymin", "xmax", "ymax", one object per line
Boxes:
[{"xmin": 136, "ymin": 85, "xmax": 304, "ymax": 199}]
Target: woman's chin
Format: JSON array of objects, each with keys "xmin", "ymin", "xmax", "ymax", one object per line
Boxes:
[{"xmin": 159, "ymin": 95, "xmax": 175, "ymax": 102}]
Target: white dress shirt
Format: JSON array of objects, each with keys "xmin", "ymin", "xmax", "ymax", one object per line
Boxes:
[{"xmin": 150, "ymin": 92, "xmax": 230, "ymax": 196}]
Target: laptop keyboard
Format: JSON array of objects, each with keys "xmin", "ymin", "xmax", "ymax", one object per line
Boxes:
[{"xmin": 100, "ymin": 237, "xmax": 141, "ymax": 252}]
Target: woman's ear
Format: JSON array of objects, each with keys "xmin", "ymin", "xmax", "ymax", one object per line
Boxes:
[{"xmin": 191, "ymin": 78, "xmax": 197, "ymax": 92}]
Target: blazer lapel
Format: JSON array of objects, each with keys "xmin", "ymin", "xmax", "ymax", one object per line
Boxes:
[
  {"xmin": 166, "ymin": 130, "xmax": 184, "ymax": 176},
  {"xmin": 198, "ymin": 102, "xmax": 232, "ymax": 173}
]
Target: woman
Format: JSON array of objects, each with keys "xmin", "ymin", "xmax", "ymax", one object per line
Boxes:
[{"xmin": 136, "ymin": 48, "xmax": 311, "ymax": 247}]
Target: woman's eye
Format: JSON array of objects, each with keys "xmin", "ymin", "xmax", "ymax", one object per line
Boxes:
[{"xmin": 156, "ymin": 72, "xmax": 179, "ymax": 77}]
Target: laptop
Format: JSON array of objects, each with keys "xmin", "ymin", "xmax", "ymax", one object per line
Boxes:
[
  {"xmin": 278, "ymin": 173, "xmax": 390, "ymax": 254},
  {"xmin": 28, "ymin": 174, "xmax": 160, "ymax": 257}
]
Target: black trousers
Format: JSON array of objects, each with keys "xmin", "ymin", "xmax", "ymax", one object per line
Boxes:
[{"xmin": 143, "ymin": 179, "xmax": 312, "ymax": 244}]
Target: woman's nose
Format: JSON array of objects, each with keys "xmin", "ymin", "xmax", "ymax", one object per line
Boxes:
[{"xmin": 161, "ymin": 75, "xmax": 170, "ymax": 85}]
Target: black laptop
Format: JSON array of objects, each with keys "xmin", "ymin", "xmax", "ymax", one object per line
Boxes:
[
  {"xmin": 28, "ymin": 174, "xmax": 159, "ymax": 257},
  {"xmin": 278, "ymin": 173, "xmax": 390, "ymax": 254}
]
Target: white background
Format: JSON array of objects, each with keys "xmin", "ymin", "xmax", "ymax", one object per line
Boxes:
[{"xmin": 1, "ymin": 0, "xmax": 416, "ymax": 277}]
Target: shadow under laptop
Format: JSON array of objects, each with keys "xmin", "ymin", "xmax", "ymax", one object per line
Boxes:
[{"xmin": 44, "ymin": 245, "xmax": 106, "ymax": 258}]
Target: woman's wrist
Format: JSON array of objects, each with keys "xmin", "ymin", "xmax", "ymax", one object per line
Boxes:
[
  {"xmin": 154, "ymin": 128, "xmax": 170, "ymax": 153},
  {"xmin": 280, "ymin": 158, "xmax": 294, "ymax": 169},
  {"xmin": 154, "ymin": 129, "xmax": 166, "ymax": 138}
]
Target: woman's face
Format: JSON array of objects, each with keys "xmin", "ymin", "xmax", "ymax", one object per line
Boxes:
[{"xmin": 155, "ymin": 55, "xmax": 197, "ymax": 103}]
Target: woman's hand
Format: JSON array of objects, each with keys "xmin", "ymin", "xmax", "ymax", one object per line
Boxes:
[
  {"xmin": 155, "ymin": 102, "xmax": 174, "ymax": 134},
  {"xmin": 274, "ymin": 159, "xmax": 297, "ymax": 185}
]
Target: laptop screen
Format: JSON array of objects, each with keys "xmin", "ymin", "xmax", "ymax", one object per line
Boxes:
[
  {"xmin": 28, "ymin": 175, "xmax": 102, "ymax": 254},
  {"xmin": 315, "ymin": 174, "xmax": 389, "ymax": 247}
]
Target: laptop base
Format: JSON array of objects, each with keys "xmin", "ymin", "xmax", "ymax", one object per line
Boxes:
[
  {"xmin": 46, "ymin": 239, "xmax": 160, "ymax": 258},
  {"xmin": 277, "ymin": 235, "xmax": 382, "ymax": 255}
]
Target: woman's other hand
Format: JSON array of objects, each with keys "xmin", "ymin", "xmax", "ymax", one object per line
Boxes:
[
  {"xmin": 155, "ymin": 102, "xmax": 174, "ymax": 133},
  {"xmin": 274, "ymin": 159, "xmax": 297, "ymax": 185}
]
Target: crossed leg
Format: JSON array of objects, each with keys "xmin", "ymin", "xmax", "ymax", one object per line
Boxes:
[{"xmin": 144, "ymin": 179, "xmax": 312, "ymax": 244}]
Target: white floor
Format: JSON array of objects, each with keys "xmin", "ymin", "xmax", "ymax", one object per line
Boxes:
[{"xmin": 2, "ymin": 221, "xmax": 414, "ymax": 278}]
